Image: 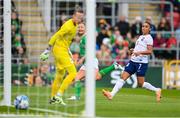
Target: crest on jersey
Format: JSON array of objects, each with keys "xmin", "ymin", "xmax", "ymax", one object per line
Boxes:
[{"xmin": 141, "ymin": 37, "xmax": 145, "ymax": 41}]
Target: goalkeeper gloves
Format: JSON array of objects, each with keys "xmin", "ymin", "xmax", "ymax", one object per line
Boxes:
[{"xmin": 40, "ymin": 49, "xmax": 50, "ymax": 61}]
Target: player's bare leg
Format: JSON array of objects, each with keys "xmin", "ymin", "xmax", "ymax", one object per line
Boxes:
[
  {"xmin": 138, "ymin": 77, "xmax": 162, "ymax": 102},
  {"xmin": 103, "ymin": 71, "xmax": 130, "ymax": 100},
  {"xmin": 67, "ymin": 70, "xmax": 85, "ymax": 100},
  {"xmin": 68, "ymin": 69, "xmax": 99, "ymax": 100}
]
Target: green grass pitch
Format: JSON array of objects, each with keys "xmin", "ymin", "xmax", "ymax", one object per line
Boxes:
[{"xmin": 0, "ymin": 86, "xmax": 180, "ymax": 117}]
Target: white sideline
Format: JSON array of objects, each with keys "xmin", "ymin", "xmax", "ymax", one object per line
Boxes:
[{"xmin": 0, "ymin": 105, "xmax": 81, "ymax": 117}]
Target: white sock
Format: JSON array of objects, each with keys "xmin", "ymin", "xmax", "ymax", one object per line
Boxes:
[
  {"xmin": 142, "ymin": 82, "xmax": 159, "ymax": 92},
  {"xmin": 111, "ymin": 79, "xmax": 125, "ymax": 97},
  {"xmin": 56, "ymin": 92, "xmax": 62, "ymax": 97}
]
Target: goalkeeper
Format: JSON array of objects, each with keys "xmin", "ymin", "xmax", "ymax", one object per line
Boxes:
[
  {"xmin": 40, "ymin": 8, "xmax": 84, "ymax": 105},
  {"xmin": 67, "ymin": 22, "xmax": 123, "ymax": 100}
]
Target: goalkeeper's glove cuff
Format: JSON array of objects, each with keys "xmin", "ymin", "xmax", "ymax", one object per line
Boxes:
[{"xmin": 44, "ymin": 49, "xmax": 50, "ymax": 54}]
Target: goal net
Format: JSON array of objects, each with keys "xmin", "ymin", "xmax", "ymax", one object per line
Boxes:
[{"xmin": 0, "ymin": 0, "xmax": 175, "ymax": 117}]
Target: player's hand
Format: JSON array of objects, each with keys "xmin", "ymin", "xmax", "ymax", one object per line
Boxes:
[
  {"xmin": 128, "ymin": 48, "xmax": 134, "ymax": 55},
  {"xmin": 40, "ymin": 49, "xmax": 50, "ymax": 61}
]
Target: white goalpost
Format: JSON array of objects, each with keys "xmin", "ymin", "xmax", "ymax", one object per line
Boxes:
[
  {"xmin": 0, "ymin": 0, "xmax": 97, "ymax": 116},
  {"xmin": 85, "ymin": 0, "xmax": 96, "ymax": 117},
  {"xmin": 1, "ymin": 0, "xmax": 11, "ymax": 106}
]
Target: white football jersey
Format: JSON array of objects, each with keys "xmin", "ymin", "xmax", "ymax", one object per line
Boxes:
[{"xmin": 131, "ymin": 34, "xmax": 153, "ymax": 63}]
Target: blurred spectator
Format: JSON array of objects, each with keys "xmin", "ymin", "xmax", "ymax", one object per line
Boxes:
[
  {"xmin": 12, "ymin": 33, "xmax": 26, "ymax": 64},
  {"xmin": 172, "ymin": 6, "xmax": 180, "ymax": 30},
  {"xmin": 111, "ymin": 38, "xmax": 128, "ymax": 65},
  {"xmin": 154, "ymin": 33, "xmax": 166, "ymax": 48},
  {"xmin": 166, "ymin": 33, "xmax": 177, "ymax": 48},
  {"xmin": 131, "ymin": 16, "xmax": 142, "ymax": 38},
  {"xmin": 97, "ymin": 18, "xmax": 111, "ymax": 33},
  {"xmin": 26, "ymin": 64, "xmax": 55, "ymax": 86},
  {"xmin": 96, "ymin": 25, "xmax": 109, "ymax": 49},
  {"xmin": 153, "ymin": 33, "xmax": 166, "ymax": 59},
  {"xmin": 111, "ymin": 27, "xmax": 124, "ymax": 57},
  {"xmin": 157, "ymin": 17, "xmax": 171, "ymax": 38},
  {"xmin": 125, "ymin": 32, "xmax": 135, "ymax": 49},
  {"xmin": 39, "ymin": 64, "xmax": 53, "ymax": 86},
  {"xmin": 0, "ymin": 0, "xmax": 3, "ymax": 39},
  {"xmin": 157, "ymin": 17, "xmax": 171, "ymax": 31},
  {"xmin": 165, "ymin": 6, "xmax": 180, "ymax": 30},
  {"xmin": 163, "ymin": 0, "xmax": 180, "ymax": 14},
  {"xmin": 11, "ymin": 10, "xmax": 27, "ymax": 64},
  {"xmin": 112, "ymin": 27, "xmax": 123, "ymax": 43},
  {"xmin": 166, "ymin": 33, "xmax": 177, "ymax": 59},
  {"xmin": 115, "ymin": 16, "xmax": 130, "ymax": 38},
  {"xmin": 145, "ymin": 16, "xmax": 156, "ymax": 39},
  {"xmin": 12, "ymin": 33, "xmax": 23, "ymax": 53},
  {"xmin": 11, "ymin": 11, "xmax": 22, "ymax": 34},
  {"xmin": 175, "ymin": 25, "xmax": 180, "ymax": 41},
  {"xmin": 96, "ymin": 38, "xmax": 112, "ymax": 66},
  {"xmin": 11, "ymin": 1, "xmax": 16, "ymax": 12}
]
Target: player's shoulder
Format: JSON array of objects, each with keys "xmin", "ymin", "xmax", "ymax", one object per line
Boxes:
[
  {"xmin": 64, "ymin": 19, "xmax": 72, "ymax": 23},
  {"xmin": 144, "ymin": 34, "xmax": 153, "ymax": 40},
  {"xmin": 80, "ymin": 35, "xmax": 86, "ymax": 42},
  {"xmin": 140, "ymin": 34, "xmax": 153, "ymax": 42},
  {"xmin": 62, "ymin": 19, "xmax": 72, "ymax": 26},
  {"xmin": 82, "ymin": 35, "xmax": 86, "ymax": 39}
]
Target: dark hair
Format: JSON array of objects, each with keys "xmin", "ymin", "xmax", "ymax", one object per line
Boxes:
[
  {"xmin": 79, "ymin": 22, "xmax": 85, "ymax": 25},
  {"xmin": 144, "ymin": 21, "xmax": 151, "ymax": 28},
  {"xmin": 143, "ymin": 21, "xmax": 151, "ymax": 33},
  {"xmin": 74, "ymin": 6, "xmax": 84, "ymax": 14}
]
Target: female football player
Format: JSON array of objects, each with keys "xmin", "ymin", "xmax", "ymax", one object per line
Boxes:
[
  {"xmin": 68, "ymin": 22, "xmax": 123, "ymax": 100},
  {"xmin": 103, "ymin": 22, "xmax": 162, "ymax": 102}
]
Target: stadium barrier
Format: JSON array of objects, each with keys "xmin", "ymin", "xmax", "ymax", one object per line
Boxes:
[
  {"xmin": 0, "ymin": 64, "xmax": 163, "ymax": 88},
  {"xmin": 164, "ymin": 60, "xmax": 180, "ymax": 89},
  {"xmin": 97, "ymin": 66, "xmax": 162, "ymax": 88}
]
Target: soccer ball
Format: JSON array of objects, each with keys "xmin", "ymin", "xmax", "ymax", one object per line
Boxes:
[{"xmin": 14, "ymin": 95, "xmax": 29, "ymax": 110}]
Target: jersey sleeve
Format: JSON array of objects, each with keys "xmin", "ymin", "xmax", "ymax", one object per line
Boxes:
[
  {"xmin": 48, "ymin": 24, "xmax": 69, "ymax": 46},
  {"xmin": 145, "ymin": 35, "xmax": 153, "ymax": 46}
]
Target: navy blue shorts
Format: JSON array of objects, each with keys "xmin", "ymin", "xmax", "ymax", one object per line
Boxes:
[{"xmin": 124, "ymin": 61, "xmax": 148, "ymax": 77}]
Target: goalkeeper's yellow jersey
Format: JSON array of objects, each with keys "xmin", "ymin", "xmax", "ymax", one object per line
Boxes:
[{"xmin": 48, "ymin": 19, "xmax": 78, "ymax": 51}]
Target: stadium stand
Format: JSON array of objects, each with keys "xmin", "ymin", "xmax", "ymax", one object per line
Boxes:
[
  {"xmin": 13, "ymin": 0, "xmax": 48, "ymax": 63},
  {"xmin": 10, "ymin": 0, "xmax": 180, "ymax": 66}
]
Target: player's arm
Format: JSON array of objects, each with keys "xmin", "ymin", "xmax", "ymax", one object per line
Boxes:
[
  {"xmin": 40, "ymin": 25, "xmax": 69, "ymax": 61},
  {"xmin": 76, "ymin": 56, "xmax": 85, "ymax": 66},
  {"xmin": 133, "ymin": 45, "xmax": 153, "ymax": 56}
]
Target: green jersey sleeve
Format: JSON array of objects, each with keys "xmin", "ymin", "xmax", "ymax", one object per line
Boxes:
[{"xmin": 79, "ymin": 35, "xmax": 86, "ymax": 57}]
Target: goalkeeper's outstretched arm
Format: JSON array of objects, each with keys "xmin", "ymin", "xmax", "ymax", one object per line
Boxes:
[{"xmin": 40, "ymin": 24, "xmax": 69, "ymax": 61}]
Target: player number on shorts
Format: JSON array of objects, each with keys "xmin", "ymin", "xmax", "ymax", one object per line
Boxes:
[{"xmin": 138, "ymin": 64, "xmax": 142, "ymax": 70}]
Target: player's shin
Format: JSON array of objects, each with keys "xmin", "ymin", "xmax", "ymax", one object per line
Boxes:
[
  {"xmin": 99, "ymin": 65, "xmax": 115, "ymax": 77},
  {"xmin": 58, "ymin": 72, "xmax": 76, "ymax": 95},
  {"xmin": 142, "ymin": 82, "xmax": 162, "ymax": 102},
  {"xmin": 111, "ymin": 79, "xmax": 125, "ymax": 97},
  {"xmin": 75, "ymin": 80, "xmax": 82, "ymax": 99},
  {"xmin": 51, "ymin": 80, "xmax": 60, "ymax": 98},
  {"xmin": 51, "ymin": 70, "xmax": 64, "ymax": 97},
  {"xmin": 142, "ymin": 82, "xmax": 159, "ymax": 91}
]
